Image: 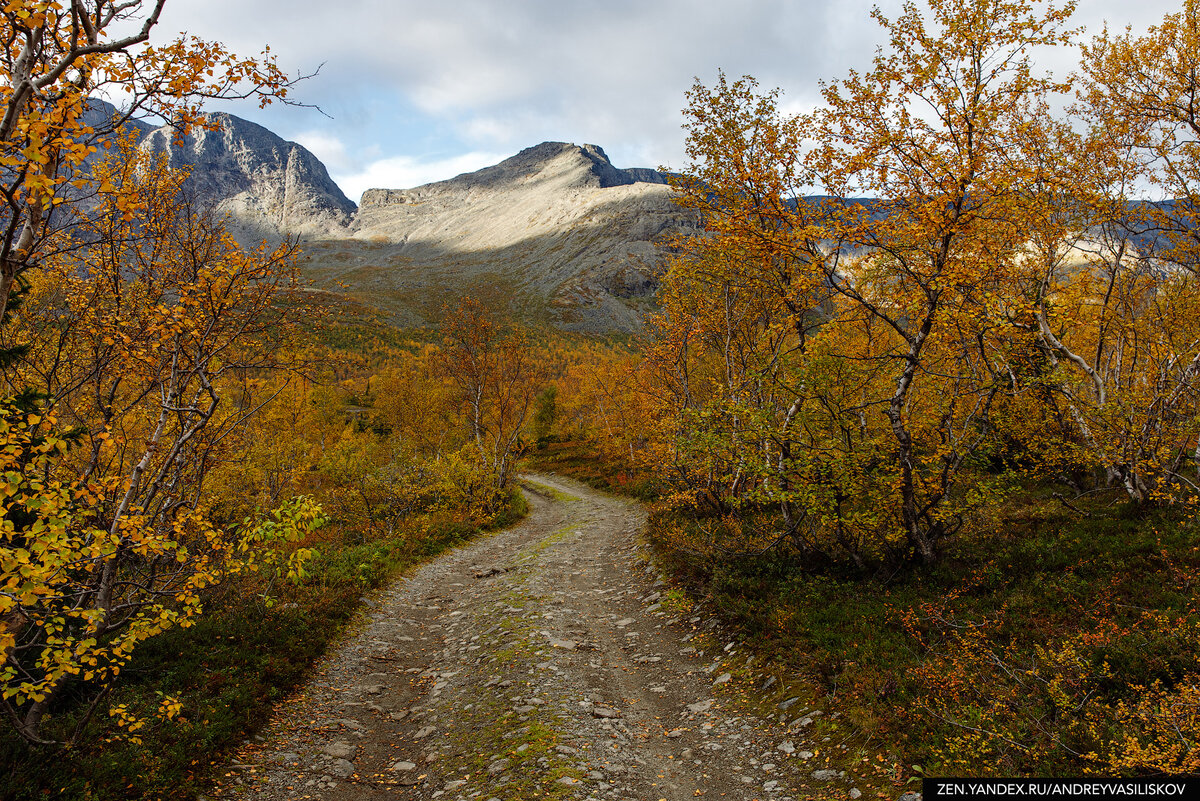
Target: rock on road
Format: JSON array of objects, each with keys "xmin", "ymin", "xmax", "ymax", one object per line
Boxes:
[{"xmin": 214, "ymin": 474, "xmax": 836, "ymax": 801}]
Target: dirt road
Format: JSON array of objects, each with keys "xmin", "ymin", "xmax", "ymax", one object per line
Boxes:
[{"xmin": 214, "ymin": 474, "xmax": 841, "ymax": 801}]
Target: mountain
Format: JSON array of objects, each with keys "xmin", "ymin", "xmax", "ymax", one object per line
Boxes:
[
  {"xmin": 137, "ymin": 113, "xmax": 356, "ymax": 241},
  {"xmin": 74, "ymin": 104, "xmax": 690, "ymax": 332},
  {"xmin": 299, "ymin": 141, "xmax": 694, "ymax": 332}
]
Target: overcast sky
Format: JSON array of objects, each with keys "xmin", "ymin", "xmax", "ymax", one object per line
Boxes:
[{"xmin": 153, "ymin": 0, "xmax": 1182, "ymax": 203}]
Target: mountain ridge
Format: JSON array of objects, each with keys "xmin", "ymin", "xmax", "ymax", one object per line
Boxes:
[{"xmin": 81, "ymin": 101, "xmax": 691, "ymax": 332}]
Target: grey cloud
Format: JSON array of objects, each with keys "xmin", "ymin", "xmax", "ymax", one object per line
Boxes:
[{"xmin": 154, "ymin": 0, "xmax": 1182, "ymax": 181}]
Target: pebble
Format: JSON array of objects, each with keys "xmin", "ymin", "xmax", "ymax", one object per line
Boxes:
[
  {"xmin": 223, "ymin": 478, "xmax": 828, "ymax": 801},
  {"xmin": 322, "ymin": 741, "xmax": 355, "ymax": 759}
]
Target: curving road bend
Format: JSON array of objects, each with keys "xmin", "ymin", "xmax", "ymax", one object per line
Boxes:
[{"xmin": 213, "ymin": 474, "xmax": 827, "ymax": 801}]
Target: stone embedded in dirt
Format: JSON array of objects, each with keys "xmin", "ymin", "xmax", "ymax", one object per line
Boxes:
[
  {"xmin": 713, "ymin": 672, "xmax": 732, "ymax": 685},
  {"xmin": 222, "ymin": 477, "xmax": 838, "ymax": 801},
  {"xmin": 473, "ymin": 566, "xmax": 508, "ymax": 579},
  {"xmin": 899, "ymin": 793, "xmax": 923, "ymax": 801},
  {"xmin": 851, "ymin": 788, "xmax": 863, "ymax": 799},
  {"xmin": 557, "ymin": 776, "xmax": 581, "ymax": 786},
  {"xmin": 646, "ymin": 603, "xmax": 662, "ymax": 612},
  {"xmin": 361, "ymin": 684, "xmax": 385, "ymax": 695},
  {"xmin": 779, "ymin": 696, "xmax": 802, "ymax": 710},
  {"xmin": 444, "ymin": 779, "xmax": 467, "ymax": 791},
  {"xmin": 328, "ymin": 758, "xmax": 355, "ymax": 778},
  {"xmin": 813, "ymin": 769, "xmax": 841, "ymax": 781},
  {"xmin": 798, "ymin": 750, "xmax": 815, "ymax": 759},
  {"xmin": 763, "ymin": 675, "xmax": 778, "ymax": 690},
  {"xmin": 643, "ymin": 592, "xmax": 662, "ymax": 603},
  {"xmin": 323, "ymin": 741, "xmax": 355, "ymax": 759}
]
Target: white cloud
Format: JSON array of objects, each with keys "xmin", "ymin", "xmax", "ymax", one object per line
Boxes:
[
  {"xmin": 290, "ymin": 131, "xmax": 355, "ymax": 174},
  {"xmin": 335, "ymin": 151, "xmax": 511, "ymax": 202},
  {"xmin": 152, "ymin": 0, "xmax": 1186, "ymax": 188}
]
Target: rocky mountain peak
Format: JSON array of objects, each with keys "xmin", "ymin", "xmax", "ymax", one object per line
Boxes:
[
  {"xmin": 360, "ymin": 141, "xmax": 665, "ymax": 209},
  {"xmin": 137, "ymin": 112, "xmax": 356, "ymax": 241},
  {"xmin": 66, "ymin": 104, "xmax": 691, "ymax": 332}
]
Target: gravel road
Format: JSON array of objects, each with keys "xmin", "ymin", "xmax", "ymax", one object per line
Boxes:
[{"xmin": 212, "ymin": 474, "xmax": 848, "ymax": 801}]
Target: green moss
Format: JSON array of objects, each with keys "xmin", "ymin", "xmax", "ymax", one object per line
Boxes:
[{"xmin": 644, "ymin": 497, "xmax": 1200, "ymax": 779}]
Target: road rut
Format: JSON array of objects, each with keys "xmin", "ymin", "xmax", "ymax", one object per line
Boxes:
[{"xmin": 214, "ymin": 474, "xmax": 835, "ymax": 801}]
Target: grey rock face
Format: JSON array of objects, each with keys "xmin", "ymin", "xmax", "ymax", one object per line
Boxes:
[
  {"xmin": 137, "ymin": 112, "xmax": 356, "ymax": 242},
  {"xmin": 74, "ymin": 107, "xmax": 692, "ymax": 332},
  {"xmin": 337, "ymin": 140, "xmax": 695, "ymax": 333}
]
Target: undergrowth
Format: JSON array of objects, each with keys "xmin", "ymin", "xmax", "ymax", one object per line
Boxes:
[
  {"xmin": 0, "ymin": 492, "xmax": 527, "ymax": 801},
  {"xmin": 644, "ymin": 494, "xmax": 1200, "ymax": 779},
  {"xmin": 536, "ymin": 440, "xmax": 1200, "ymax": 778}
]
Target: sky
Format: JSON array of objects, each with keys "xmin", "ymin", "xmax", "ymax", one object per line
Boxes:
[{"xmin": 152, "ymin": 0, "xmax": 1182, "ymax": 203}]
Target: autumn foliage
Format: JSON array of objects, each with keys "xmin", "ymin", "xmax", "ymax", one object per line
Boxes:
[
  {"xmin": 637, "ymin": 0, "xmax": 1200, "ymax": 575},
  {"xmin": 3, "ymin": 0, "xmax": 1200, "ymax": 791},
  {"xmin": 532, "ymin": 0, "xmax": 1200, "ymax": 780}
]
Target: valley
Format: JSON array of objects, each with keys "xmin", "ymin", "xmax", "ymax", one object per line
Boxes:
[{"xmin": 98, "ymin": 100, "xmax": 694, "ymax": 333}]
